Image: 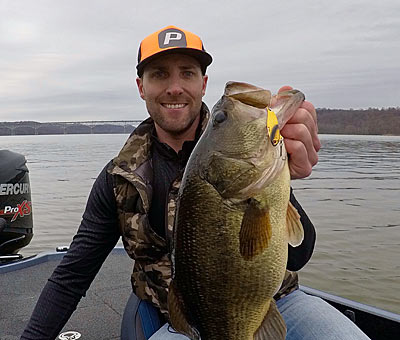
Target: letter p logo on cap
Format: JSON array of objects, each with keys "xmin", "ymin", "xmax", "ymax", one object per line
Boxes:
[{"xmin": 159, "ymin": 28, "xmax": 187, "ymax": 48}]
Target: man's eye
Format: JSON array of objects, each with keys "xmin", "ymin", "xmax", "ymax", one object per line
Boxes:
[
  {"xmin": 152, "ymin": 71, "xmax": 167, "ymax": 79},
  {"xmin": 183, "ymin": 71, "xmax": 194, "ymax": 77}
]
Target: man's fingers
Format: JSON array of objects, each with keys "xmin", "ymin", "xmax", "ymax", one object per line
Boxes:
[
  {"xmin": 277, "ymin": 86, "xmax": 317, "ymax": 124},
  {"xmin": 282, "ymin": 123, "xmax": 319, "ymax": 167},
  {"xmin": 278, "ymin": 85, "xmax": 293, "ymax": 93},
  {"xmin": 284, "ymin": 138, "xmax": 313, "ymax": 179},
  {"xmin": 300, "ymin": 100, "xmax": 318, "ymax": 126},
  {"xmin": 274, "ymin": 85, "xmax": 320, "ymax": 179},
  {"xmin": 284, "ymin": 107, "xmax": 321, "ymax": 152}
]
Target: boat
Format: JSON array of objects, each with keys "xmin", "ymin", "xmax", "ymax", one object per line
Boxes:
[
  {"xmin": 0, "ymin": 247, "xmax": 133, "ymax": 339},
  {"xmin": 1, "ymin": 150, "xmax": 399, "ymax": 339},
  {"xmin": 0, "ymin": 150, "xmax": 33, "ymax": 258},
  {"xmin": 1, "ymin": 247, "xmax": 399, "ymax": 339},
  {"xmin": 298, "ymin": 286, "xmax": 400, "ymax": 340}
]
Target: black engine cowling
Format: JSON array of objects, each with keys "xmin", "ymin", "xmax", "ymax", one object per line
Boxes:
[{"xmin": 0, "ymin": 150, "xmax": 33, "ymax": 255}]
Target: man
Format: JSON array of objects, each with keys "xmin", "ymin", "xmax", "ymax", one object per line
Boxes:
[{"xmin": 21, "ymin": 26, "xmax": 369, "ymax": 340}]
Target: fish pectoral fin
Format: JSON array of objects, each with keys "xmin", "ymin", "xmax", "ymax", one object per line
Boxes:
[
  {"xmin": 286, "ymin": 201, "xmax": 304, "ymax": 247},
  {"xmin": 254, "ymin": 300, "xmax": 286, "ymax": 340},
  {"xmin": 168, "ymin": 281, "xmax": 200, "ymax": 340},
  {"xmin": 239, "ymin": 200, "xmax": 271, "ymax": 260}
]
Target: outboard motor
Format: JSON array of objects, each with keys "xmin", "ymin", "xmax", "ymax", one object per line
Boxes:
[{"xmin": 0, "ymin": 150, "xmax": 33, "ymax": 258}]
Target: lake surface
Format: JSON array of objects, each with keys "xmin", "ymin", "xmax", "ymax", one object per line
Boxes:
[{"xmin": 1, "ymin": 133, "xmax": 399, "ymax": 314}]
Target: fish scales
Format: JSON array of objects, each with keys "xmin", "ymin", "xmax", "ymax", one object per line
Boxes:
[
  {"xmin": 174, "ymin": 160, "xmax": 290, "ymax": 339},
  {"xmin": 220, "ymin": 122, "xmax": 265, "ymax": 157}
]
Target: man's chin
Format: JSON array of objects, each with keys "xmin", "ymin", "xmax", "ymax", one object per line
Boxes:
[
  {"xmin": 163, "ymin": 125, "xmax": 191, "ymax": 136},
  {"xmin": 159, "ymin": 119, "xmax": 196, "ymax": 137}
]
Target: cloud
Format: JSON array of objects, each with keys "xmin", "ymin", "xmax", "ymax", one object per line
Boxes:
[{"xmin": 1, "ymin": 0, "xmax": 399, "ymax": 121}]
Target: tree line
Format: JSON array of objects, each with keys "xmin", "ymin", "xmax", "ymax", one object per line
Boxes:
[
  {"xmin": 1, "ymin": 108, "xmax": 400, "ymax": 136},
  {"xmin": 0, "ymin": 122, "xmax": 135, "ymax": 136},
  {"xmin": 316, "ymin": 107, "xmax": 400, "ymax": 135}
]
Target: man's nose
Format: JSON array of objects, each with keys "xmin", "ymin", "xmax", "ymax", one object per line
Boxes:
[{"xmin": 166, "ymin": 76, "xmax": 184, "ymax": 96}]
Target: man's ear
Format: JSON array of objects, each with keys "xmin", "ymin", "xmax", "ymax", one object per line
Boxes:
[
  {"xmin": 202, "ymin": 75, "xmax": 208, "ymax": 96},
  {"xmin": 136, "ymin": 77, "xmax": 145, "ymax": 100}
]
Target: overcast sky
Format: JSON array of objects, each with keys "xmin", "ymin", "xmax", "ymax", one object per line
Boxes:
[{"xmin": 1, "ymin": 0, "xmax": 399, "ymax": 122}]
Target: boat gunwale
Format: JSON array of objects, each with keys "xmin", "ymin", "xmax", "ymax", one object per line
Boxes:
[
  {"xmin": 300, "ymin": 285, "xmax": 400, "ymax": 323},
  {"xmin": 0, "ymin": 246, "xmax": 126, "ymax": 274}
]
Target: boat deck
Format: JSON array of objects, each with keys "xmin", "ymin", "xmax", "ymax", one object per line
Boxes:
[
  {"xmin": 0, "ymin": 248, "xmax": 133, "ymax": 340},
  {"xmin": 1, "ymin": 248, "xmax": 400, "ymax": 340}
]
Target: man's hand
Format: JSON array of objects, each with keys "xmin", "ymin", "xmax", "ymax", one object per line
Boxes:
[{"xmin": 278, "ymin": 86, "xmax": 321, "ymax": 179}]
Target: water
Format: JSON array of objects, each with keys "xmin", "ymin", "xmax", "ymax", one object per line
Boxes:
[
  {"xmin": 291, "ymin": 135, "xmax": 400, "ymax": 315},
  {"xmin": 1, "ymin": 133, "xmax": 399, "ymax": 314}
]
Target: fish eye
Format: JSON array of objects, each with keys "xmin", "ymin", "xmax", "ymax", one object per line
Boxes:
[{"xmin": 214, "ymin": 111, "xmax": 227, "ymax": 124}]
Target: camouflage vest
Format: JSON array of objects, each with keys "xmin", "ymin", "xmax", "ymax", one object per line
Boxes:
[{"xmin": 108, "ymin": 105, "xmax": 298, "ymax": 317}]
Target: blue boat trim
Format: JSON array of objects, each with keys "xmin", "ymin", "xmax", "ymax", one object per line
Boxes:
[
  {"xmin": 300, "ymin": 285, "xmax": 400, "ymax": 323},
  {"xmin": 0, "ymin": 246, "xmax": 126, "ymax": 274}
]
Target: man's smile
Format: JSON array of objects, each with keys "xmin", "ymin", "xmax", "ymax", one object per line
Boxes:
[{"xmin": 162, "ymin": 103, "xmax": 188, "ymax": 109}]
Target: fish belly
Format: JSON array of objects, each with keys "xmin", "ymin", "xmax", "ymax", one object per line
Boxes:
[{"xmin": 174, "ymin": 174, "xmax": 288, "ymax": 340}]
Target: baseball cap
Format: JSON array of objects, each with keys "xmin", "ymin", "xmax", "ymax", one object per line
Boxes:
[{"xmin": 136, "ymin": 25, "xmax": 213, "ymax": 77}]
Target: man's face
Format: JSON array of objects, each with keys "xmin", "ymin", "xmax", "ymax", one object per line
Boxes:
[{"xmin": 136, "ymin": 53, "xmax": 208, "ymax": 137}]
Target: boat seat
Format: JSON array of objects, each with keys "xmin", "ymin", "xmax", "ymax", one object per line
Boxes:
[{"xmin": 121, "ymin": 293, "xmax": 164, "ymax": 340}]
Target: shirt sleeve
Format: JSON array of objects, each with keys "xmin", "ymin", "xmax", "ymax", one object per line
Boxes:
[
  {"xmin": 286, "ymin": 188, "xmax": 316, "ymax": 272},
  {"xmin": 21, "ymin": 162, "xmax": 121, "ymax": 340}
]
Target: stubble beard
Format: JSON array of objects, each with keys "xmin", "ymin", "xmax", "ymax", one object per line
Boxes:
[{"xmin": 148, "ymin": 102, "xmax": 201, "ymax": 137}]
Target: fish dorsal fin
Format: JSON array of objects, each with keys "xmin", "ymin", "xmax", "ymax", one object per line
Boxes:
[
  {"xmin": 254, "ymin": 299, "xmax": 286, "ymax": 340},
  {"xmin": 239, "ymin": 199, "xmax": 272, "ymax": 260},
  {"xmin": 168, "ymin": 281, "xmax": 200, "ymax": 340},
  {"xmin": 224, "ymin": 81, "xmax": 272, "ymax": 108},
  {"xmin": 286, "ymin": 201, "xmax": 304, "ymax": 247}
]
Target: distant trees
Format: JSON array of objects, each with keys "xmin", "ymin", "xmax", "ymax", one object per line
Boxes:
[
  {"xmin": 0, "ymin": 122, "xmax": 136, "ymax": 136},
  {"xmin": 316, "ymin": 107, "xmax": 400, "ymax": 135},
  {"xmin": 1, "ymin": 109, "xmax": 400, "ymax": 136}
]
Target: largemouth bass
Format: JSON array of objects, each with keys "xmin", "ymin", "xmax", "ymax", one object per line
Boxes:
[{"xmin": 168, "ymin": 81, "xmax": 305, "ymax": 340}]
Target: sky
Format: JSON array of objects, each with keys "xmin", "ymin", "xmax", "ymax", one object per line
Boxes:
[{"xmin": 1, "ymin": 0, "xmax": 399, "ymax": 122}]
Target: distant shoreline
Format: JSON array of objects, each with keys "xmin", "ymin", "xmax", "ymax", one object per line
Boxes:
[
  {"xmin": 1, "ymin": 107, "xmax": 400, "ymax": 136},
  {"xmin": 316, "ymin": 107, "xmax": 400, "ymax": 136},
  {"xmin": 0, "ymin": 122, "xmax": 136, "ymax": 136}
]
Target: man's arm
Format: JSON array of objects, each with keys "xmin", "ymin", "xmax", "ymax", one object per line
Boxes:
[
  {"xmin": 21, "ymin": 162, "xmax": 121, "ymax": 340},
  {"xmin": 287, "ymin": 189, "xmax": 316, "ymax": 271}
]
